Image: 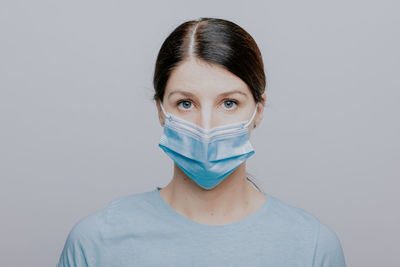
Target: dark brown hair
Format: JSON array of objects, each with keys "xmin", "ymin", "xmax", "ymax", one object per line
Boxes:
[
  {"xmin": 152, "ymin": 17, "xmax": 266, "ymax": 192},
  {"xmin": 153, "ymin": 17, "xmax": 266, "ymax": 104}
]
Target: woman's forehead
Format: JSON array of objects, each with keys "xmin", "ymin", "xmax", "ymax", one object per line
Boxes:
[{"xmin": 165, "ymin": 59, "xmax": 250, "ymax": 98}]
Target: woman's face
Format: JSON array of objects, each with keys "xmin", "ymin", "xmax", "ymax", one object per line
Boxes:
[{"xmin": 156, "ymin": 58, "xmax": 265, "ymax": 133}]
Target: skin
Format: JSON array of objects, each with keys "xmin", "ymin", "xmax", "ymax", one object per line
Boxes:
[{"xmin": 155, "ymin": 57, "xmax": 267, "ymax": 226}]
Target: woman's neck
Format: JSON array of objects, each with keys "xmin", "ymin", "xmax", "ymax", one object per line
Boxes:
[{"xmin": 158, "ymin": 162, "xmax": 266, "ymax": 226}]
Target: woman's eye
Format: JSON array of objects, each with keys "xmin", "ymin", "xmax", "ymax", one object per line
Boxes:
[
  {"xmin": 222, "ymin": 100, "xmax": 237, "ymax": 110},
  {"xmin": 178, "ymin": 100, "xmax": 193, "ymax": 110}
]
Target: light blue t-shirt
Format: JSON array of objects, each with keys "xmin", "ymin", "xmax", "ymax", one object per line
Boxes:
[{"xmin": 56, "ymin": 187, "xmax": 346, "ymax": 267}]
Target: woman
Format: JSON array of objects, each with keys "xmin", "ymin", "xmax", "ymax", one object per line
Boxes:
[{"xmin": 56, "ymin": 17, "xmax": 346, "ymax": 266}]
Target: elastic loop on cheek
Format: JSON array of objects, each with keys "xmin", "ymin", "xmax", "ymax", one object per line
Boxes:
[
  {"xmin": 244, "ymin": 103, "xmax": 259, "ymax": 128},
  {"xmin": 159, "ymin": 102, "xmax": 171, "ymax": 124}
]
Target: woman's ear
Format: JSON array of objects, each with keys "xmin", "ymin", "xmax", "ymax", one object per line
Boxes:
[
  {"xmin": 254, "ymin": 92, "xmax": 267, "ymax": 128},
  {"xmin": 155, "ymin": 99, "xmax": 165, "ymax": 126}
]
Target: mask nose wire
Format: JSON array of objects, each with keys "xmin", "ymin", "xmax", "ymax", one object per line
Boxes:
[{"xmin": 243, "ymin": 103, "xmax": 259, "ymax": 128}]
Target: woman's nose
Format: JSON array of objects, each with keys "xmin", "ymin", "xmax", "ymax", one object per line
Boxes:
[{"xmin": 197, "ymin": 107, "xmax": 213, "ymax": 130}]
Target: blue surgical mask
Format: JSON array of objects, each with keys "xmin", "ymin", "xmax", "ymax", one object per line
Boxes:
[{"xmin": 158, "ymin": 102, "xmax": 258, "ymax": 190}]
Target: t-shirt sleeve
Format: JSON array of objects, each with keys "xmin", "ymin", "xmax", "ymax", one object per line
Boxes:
[
  {"xmin": 312, "ymin": 222, "xmax": 347, "ymax": 267},
  {"xmin": 56, "ymin": 216, "xmax": 103, "ymax": 267}
]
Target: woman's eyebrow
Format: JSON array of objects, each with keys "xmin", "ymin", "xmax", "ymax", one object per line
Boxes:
[
  {"xmin": 167, "ymin": 90, "xmax": 196, "ymax": 99},
  {"xmin": 218, "ymin": 90, "xmax": 248, "ymax": 98},
  {"xmin": 167, "ymin": 89, "xmax": 248, "ymax": 99}
]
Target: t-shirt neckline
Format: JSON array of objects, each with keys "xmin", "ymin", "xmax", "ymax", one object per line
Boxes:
[{"xmin": 152, "ymin": 186, "xmax": 272, "ymax": 233}]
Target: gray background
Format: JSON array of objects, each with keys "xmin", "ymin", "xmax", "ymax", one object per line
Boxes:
[{"xmin": 0, "ymin": 1, "xmax": 398, "ymax": 266}]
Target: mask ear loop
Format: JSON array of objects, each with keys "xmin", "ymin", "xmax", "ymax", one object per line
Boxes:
[
  {"xmin": 243, "ymin": 103, "xmax": 259, "ymax": 128},
  {"xmin": 160, "ymin": 102, "xmax": 171, "ymax": 122}
]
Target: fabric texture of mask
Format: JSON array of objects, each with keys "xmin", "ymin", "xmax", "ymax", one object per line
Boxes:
[{"xmin": 158, "ymin": 102, "xmax": 258, "ymax": 190}]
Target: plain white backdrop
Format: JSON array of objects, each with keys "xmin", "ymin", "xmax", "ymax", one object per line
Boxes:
[{"xmin": 0, "ymin": 1, "xmax": 399, "ymax": 266}]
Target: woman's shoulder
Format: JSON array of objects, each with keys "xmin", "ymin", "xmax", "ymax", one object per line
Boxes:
[
  {"xmin": 266, "ymin": 194, "xmax": 323, "ymax": 227},
  {"xmin": 265, "ymin": 194, "xmax": 343, "ymax": 244},
  {"xmin": 266, "ymin": 194, "xmax": 346, "ymax": 266},
  {"xmin": 65, "ymin": 189, "xmax": 156, "ymax": 242},
  {"xmin": 57, "ymin": 190, "xmax": 156, "ymax": 266}
]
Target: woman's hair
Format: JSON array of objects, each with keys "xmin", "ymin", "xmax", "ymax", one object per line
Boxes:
[{"xmin": 152, "ymin": 17, "xmax": 266, "ymax": 193}]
